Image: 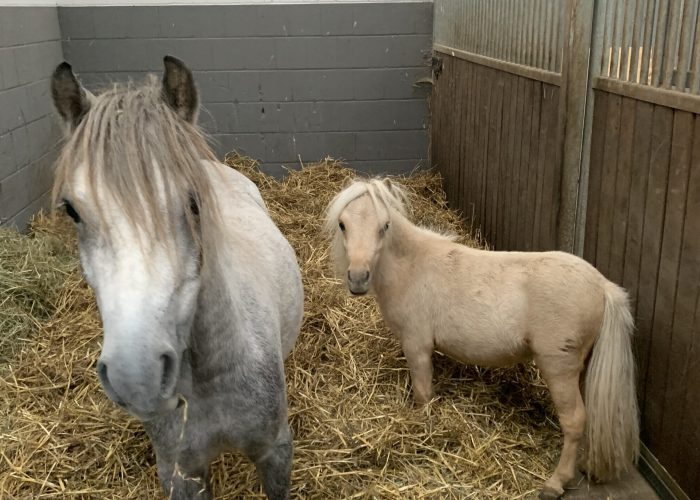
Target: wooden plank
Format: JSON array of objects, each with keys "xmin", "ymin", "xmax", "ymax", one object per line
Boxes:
[
  {"xmin": 583, "ymin": 90, "xmax": 609, "ymax": 265},
  {"xmin": 595, "ymin": 93, "xmax": 622, "ymax": 276},
  {"xmin": 636, "ymin": 104, "xmax": 673, "ymax": 436},
  {"xmin": 433, "ymin": 44, "xmax": 563, "ymax": 86},
  {"xmin": 508, "ymin": 76, "xmax": 526, "ymax": 250},
  {"xmin": 622, "ymin": 100, "xmax": 653, "ymax": 321},
  {"xmin": 503, "ymin": 74, "xmax": 521, "ymax": 250},
  {"xmin": 485, "ymin": 68, "xmax": 505, "ymax": 245},
  {"xmin": 608, "ymin": 96, "xmax": 637, "ymax": 284},
  {"xmin": 595, "ymin": 76, "xmax": 700, "ymax": 115},
  {"xmin": 542, "ymin": 83, "xmax": 561, "ymax": 250},
  {"xmin": 667, "ymin": 114, "xmax": 700, "ymax": 492},
  {"xmin": 477, "ymin": 64, "xmax": 492, "ymax": 234},
  {"xmin": 516, "ymin": 77, "xmax": 536, "ymax": 251},
  {"xmin": 457, "ymin": 59, "xmax": 472, "ymax": 221},
  {"xmin": 646, "ymin": 109, "xmax": 693, "ymax": 465},
  {"xmin": 498, "ymin": 73, "xmax": 516, "ymax": 249},
  {"xmin": 465, "ymin": 59, "xmax": 480, "ymax": 231},
  {"xmin": 523, "ymin": 80, "xmax": 543, "ymax": 251},
  {"xmin": 445, "ymin": 56, "xmax": 457, "ymax": 207}
]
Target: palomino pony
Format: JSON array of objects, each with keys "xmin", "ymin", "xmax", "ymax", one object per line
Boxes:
[
  {"xmin": 324, "ymin": 179, "xmax": 639, "ymax": 498},
  {"xmin": 51, "ymin": 56, "xmax": 303, "ymax": 499}
]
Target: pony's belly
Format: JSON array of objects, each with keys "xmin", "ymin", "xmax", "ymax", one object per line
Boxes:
[{"xmin": 435, "ymin": 329, "xmax": 530, "ymax": 367}]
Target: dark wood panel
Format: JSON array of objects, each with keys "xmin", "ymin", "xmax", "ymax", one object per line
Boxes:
[
  {"xmin": 595, "ymin": 93, "xmax": 622, "ymax": 277},
  {"xmin": 608, "ymin": 97, "xmax": 636, "ymax": 285},
  {"xmin": 646, "ymin": 110, "xmax": 693, "ymax": 462},
  {"xmin": 636, "ymin": 105, "xmax": 673, "ymax": 425},
  {"xmin": 584, "ymin": 91, "xmax": 607, "ymax": 265},
  {"xmin": 665, "ymin": 115, "xmax": 700, "ymax": 489},
  {"xmin": 430, "ymin": 54, "xmax": 561, "ymax": 251}
]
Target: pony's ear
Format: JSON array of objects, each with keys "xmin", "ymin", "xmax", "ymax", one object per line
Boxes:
[
  {"xmin": 161, "ymin": 55, "xmax": 199, "ymax": 123},
  {"xmin": 51, "ymin": 62, "xmax": 91, "ymax": 133},
  {"xmin": 383, "ymin": 178, "xmax": 395, "ymax": 193}
]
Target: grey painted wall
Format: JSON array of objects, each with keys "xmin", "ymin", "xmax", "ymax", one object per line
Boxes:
[
  {"xmin": 59, "ymin": 2, "xmax": 432, "ymax": 176},
  {"xmin": 0, "ymin": 7, "xmax": 64, "ymax": 229}
]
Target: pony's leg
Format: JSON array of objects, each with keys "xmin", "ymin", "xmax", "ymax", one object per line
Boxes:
[
  {"xmin": 145, "ymin": 419, "xmax": 213, "ymax": 500},
  {"xmin": 403, "ymin": 343, "xmax": 434, "ymax": 404},
  {"xmin": 252, "ymin": 423, "xmax": 293, "ymax": 500},
  {"xmin": 537, "ymin": 363, "xmax": 586, "ymax": 499}
]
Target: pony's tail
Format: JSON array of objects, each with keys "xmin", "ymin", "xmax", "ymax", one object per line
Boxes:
[{"xmin": 583, "ymin": 282, "xmax": 640, "ymax": 480}]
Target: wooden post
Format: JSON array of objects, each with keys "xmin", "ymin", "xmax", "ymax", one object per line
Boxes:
[{"xmin": 557, "ymin": 0, "xmax": 597, "ymax": 254}]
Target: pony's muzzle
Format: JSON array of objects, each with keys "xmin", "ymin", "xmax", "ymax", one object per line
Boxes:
[
  {"xmin": 347, "ymin": 269, "xmax": 370, "ymax": 295},
  {"xmin": 96, "ymin": 346, "xmax": 180, "ymax": 420}
]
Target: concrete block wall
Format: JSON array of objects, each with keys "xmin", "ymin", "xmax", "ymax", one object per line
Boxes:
[
  {"xmin": 59, "ymin": 2, "xmax": 432, "ymax": 176},
  {"xmin": 0, "ymin": 7, "xmax": 64, "ymax": 229}
]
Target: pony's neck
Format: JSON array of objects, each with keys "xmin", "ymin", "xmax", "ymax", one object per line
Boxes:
[{"xmin": 372, "ymin": 211, "xmax": 424, "ymax": 301}]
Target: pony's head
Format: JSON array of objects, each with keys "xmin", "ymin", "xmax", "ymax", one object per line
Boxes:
[
  {"xmin": 324, "ymin": 178, "xmax": 408, "ymax": 295},
  {"xmin": 51, "ymin": 56, "xmax": 217, "ymax": 421}
]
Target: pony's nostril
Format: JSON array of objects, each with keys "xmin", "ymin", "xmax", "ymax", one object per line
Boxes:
[
  {"xmin": 363, "ymin": 270, "xmax": 370, "ymax": 282},
  {"xmin": 97, "ymin": 360, "xmax": 125, "ymax": 407},
  {"xmin": 159, "ymin": 350, "xmax": 178, "ymax": 398}
]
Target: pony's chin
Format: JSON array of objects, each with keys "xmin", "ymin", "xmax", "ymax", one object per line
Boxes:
[{"xmin": 122, "ymin": 395, "xmax": 181, "ymax": 421}]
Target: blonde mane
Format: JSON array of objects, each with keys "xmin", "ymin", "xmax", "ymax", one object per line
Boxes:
[{"xmin": 52, "ymin": 75, "xmax": 219, "ymax": 254}]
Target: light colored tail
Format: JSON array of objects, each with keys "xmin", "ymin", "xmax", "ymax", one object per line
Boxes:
[{"xmin": 583, "ymin": 282, "xmax": 640, "ymax": 480}]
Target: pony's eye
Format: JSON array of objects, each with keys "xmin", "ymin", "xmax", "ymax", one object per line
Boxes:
[
  {"xmin": 63, "ymin": 201, "xmax": 81, "ymax": 223},
  {"xmin": 380, "ymin": 221, "xmax": 390, "ymax": 234},
  {"xmin": 384, "ymin": 222, "xmax": 390, "ymax": 231},
  {"xmin": 339, "ymin": 221, "xmax": 346, "ymax": 232}
]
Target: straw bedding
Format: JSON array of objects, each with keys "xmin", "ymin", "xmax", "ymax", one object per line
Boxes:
[{"xmin": 0, "ymin": 155, "xmax": 559, "ymax": 499}]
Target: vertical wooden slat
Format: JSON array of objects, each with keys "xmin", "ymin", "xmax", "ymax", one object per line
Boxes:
[
  {"xmin": 659, "ymin": 112, "xmax": 697, "ymax": 477},
  {"xmin": 518, "ymin": 0, "xmax": 529, "ymax": 67},
  {"xmin": 595, "ymin": 94, "xmax": 623, "ymax": 276},
  {"xmin": 509, "ymin": 76, "xmax": 526, "ymax": 249},
  {"xmin": 636, "ymin": 105, "xmax": 673, "ymax": 424},
  {"xmin": 486, "ymin": 69, "xmax": 505, "ymax": 245},
  {"xmin": 466, "ymin": 60, "xmax": 480, "ymax": 228},
  {"xmin": 676, "ymin": 115, "xmax": 700, "ymax": 492},
  {"xmin": 524, "ymin": 81, "xmax": 543, "ymax": 251},
  {"xmin": 645, "ymin": 109, "xmax": 693, "ymax": 455},
  {"xmin": 503, "ymin": 75, "xmax": 520, "ymax": 249},
  {"xmin": 584, "ymin": 91, "xmax": 609, "ymax": 264},
  {"xmin": 544, "ymin": 0, "xmax": 554, "ymax": 72},
  {"xmin": 516, "ymin": 78, "xmax": 536, "ymax": 250},
  {"xmin": 553, "ymin": 0, "xmax": 562, "ymax": 72},
  {"xmin": 532, "ymin": 85, "xmax": 553, "ymax": 250},
  {"xmin": 622, "ymin": 100, "xmax": 653, "ymax": 311},
  {"xmin": 608, "ymin": 97, "xmax": 637, "ymax": 283},
  {"xmin": 496, "ymin": 74, "xmax": 512, "ymax": 249},
  {"xmin": 536, "ymin": 0, "xmax": 546, "ymax": 70},
  {"xmin": 477, "ymin": 65, "xmax": 492, "ymax": 232},
  {"xmin": 527, "ymin": 0, "xmax": 537, "ymax": 67}
]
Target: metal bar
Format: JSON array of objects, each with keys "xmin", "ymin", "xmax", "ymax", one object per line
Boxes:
[
  {"xmin": 518, "ymin": 0, "xmax": 528, "ymax": 66},
  {"xmin": 630, "ymin": 0, "xmax": 647, "ymax": 83},
  {"xmin": 544, "ymin": 0, "xmax": 554, "ymax": 72},
  {"xmin": 652, "ymin": 0, "xmax": 671, "ymax": 86},
  {"xmin": 537, "ymin": 0, "xmax": 546, "ymax": 69},
  {"xmin": 676, "ymin": 0, "xmax": 696, "ymax": 91},
  {"xmin": 640, "ymin": 0, "xmax": 657, "ymax": 84},
  {"xmin": 601, "ymin": 0, "xmax": 614, "ymax": 76},
  {"xmin": 620, "ymin": 1, "xmax": 636, "ymax": 81},
  {"xmin": 595, "ymin": 74, "xmax": 700, "ymax": 113},
  {"xmin": 434, "ymin": 44, "xmax": 564, "ymax": 85},
  {"xmin": 662, "ymin": 0, "xmax": 682, "ymax": 88},
  {"xmin": 689, "ymin": 0, "xmax": 700, "ymax": 92},
  {"xmin": 611, "ymin": 0, "xmax": 625, "ymax": 78}
]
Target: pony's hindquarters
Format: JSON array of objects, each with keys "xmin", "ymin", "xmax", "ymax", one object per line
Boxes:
[{"xmin": 583, "ymin": 282, "xmax": 640, "ymax": 480}]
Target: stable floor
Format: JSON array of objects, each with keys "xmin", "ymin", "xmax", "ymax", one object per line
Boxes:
[{"xmin": 562, "ymin": 469, "xmax": 660, "ymax": 499}]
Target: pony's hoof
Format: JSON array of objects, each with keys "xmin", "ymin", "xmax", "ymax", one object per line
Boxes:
[{"xmin": 538, "ymin": 487, "xmax": 563, "ymax": 500}]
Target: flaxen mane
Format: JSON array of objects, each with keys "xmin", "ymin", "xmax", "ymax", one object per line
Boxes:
[{"xmin": 52, "ymin": 75, "xmax": 219, "ymax": 254}]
